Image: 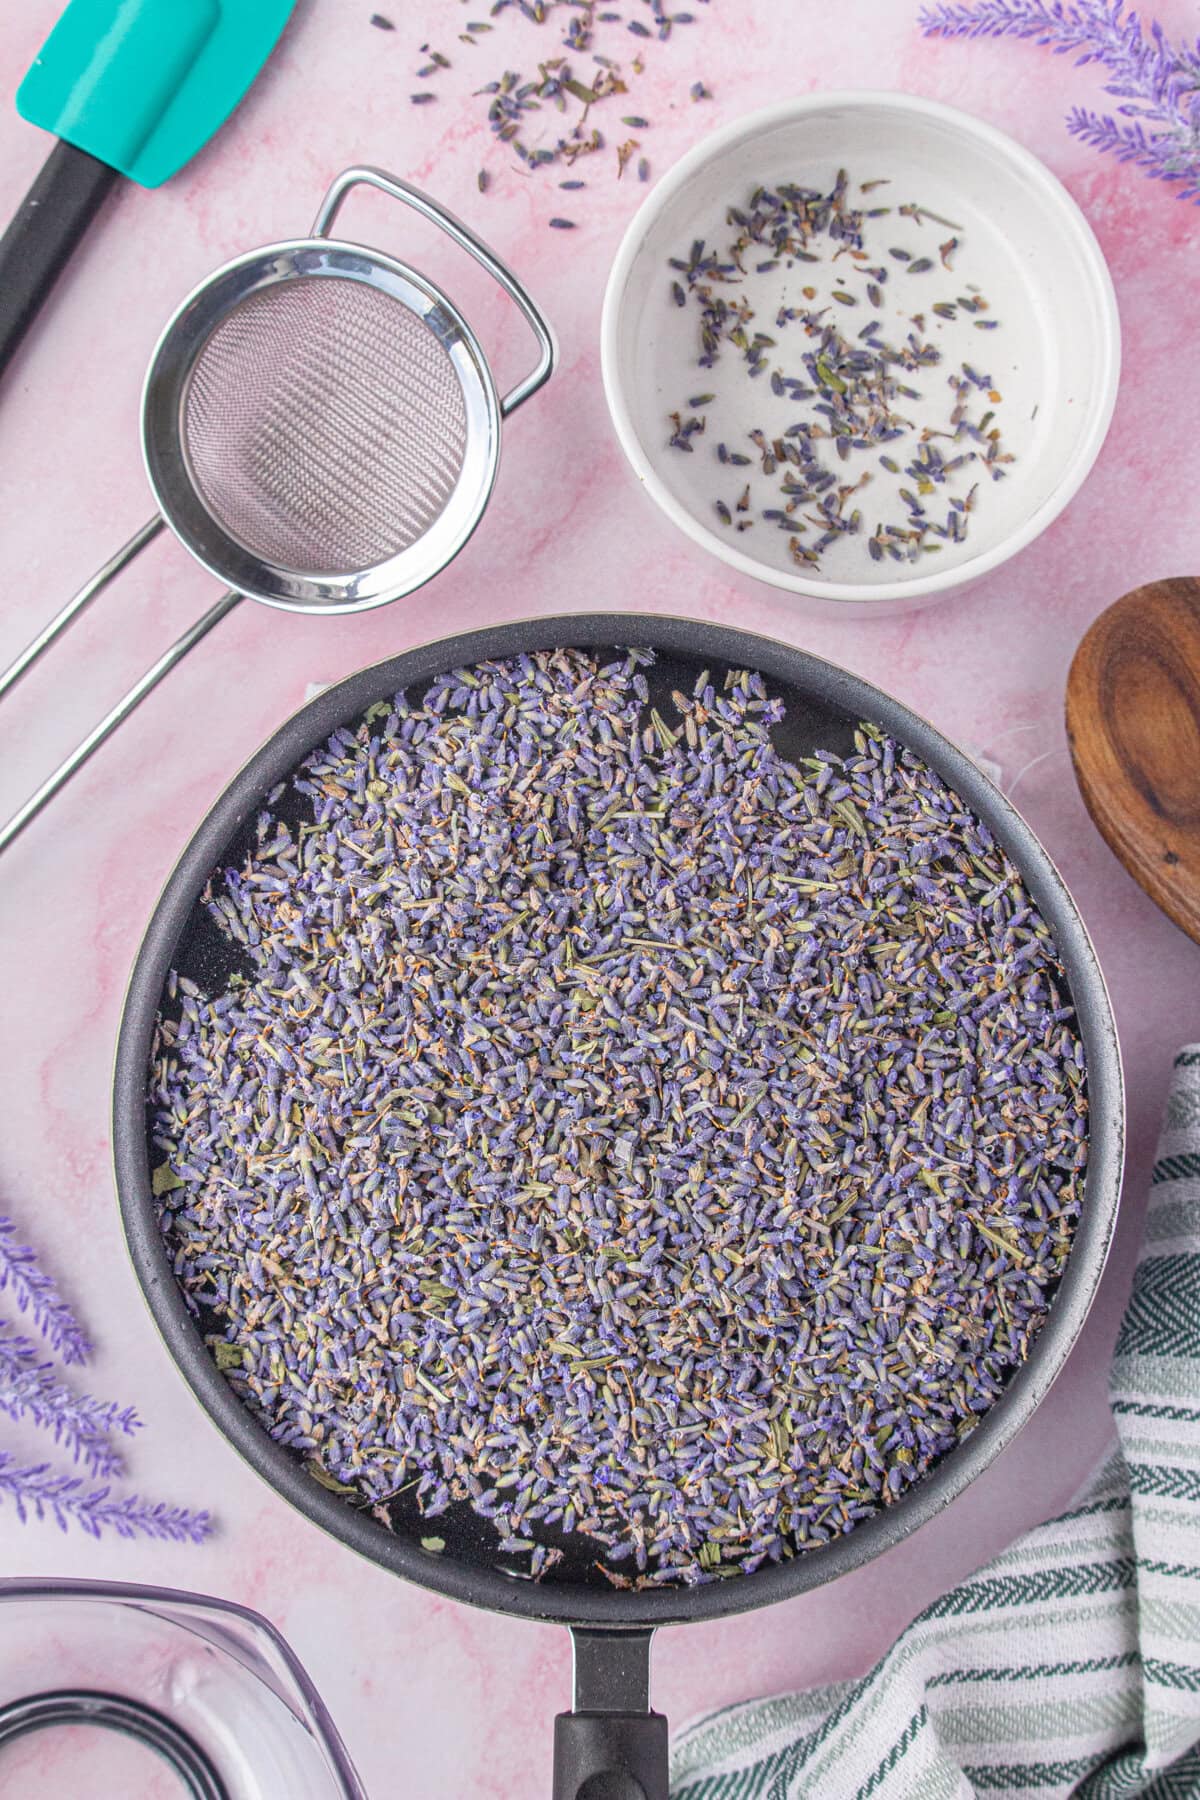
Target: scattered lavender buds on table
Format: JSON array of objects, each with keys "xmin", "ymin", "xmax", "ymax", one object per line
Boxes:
[
  {"xmin": 384, "ymin": 0, "xmax": 710, "ymax": 200},
  {"xmin": 665, "ymin": 171, "xmax": 1015, "ymax": 574},
  {"xmin": 152, "ymin": 650, "xmax": 1086, "ymax": 1587}
]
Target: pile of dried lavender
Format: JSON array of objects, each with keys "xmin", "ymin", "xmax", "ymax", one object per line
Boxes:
[
  {"xmin": 666, "ymin": 172, "xmax": 1015, "ymax": 572},
  {"xmin": 151, "ymin": 649, "xmax": 1086, "ymax": 1586}
]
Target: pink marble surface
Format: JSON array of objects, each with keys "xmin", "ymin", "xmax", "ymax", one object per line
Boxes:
[{"xmin": 0, "ymin": 3, "xmax": 1197, "ymax": 1795}]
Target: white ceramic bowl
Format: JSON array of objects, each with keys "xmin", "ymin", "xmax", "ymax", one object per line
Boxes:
[{"xmin": 600, "ymin": 92, "xmax": 1121, "ymax": 611}]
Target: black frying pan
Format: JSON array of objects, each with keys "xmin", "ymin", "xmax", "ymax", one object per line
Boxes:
[{"xmin": 113, "ymin": 615, "xmax": 1124, "ymax": 1800}]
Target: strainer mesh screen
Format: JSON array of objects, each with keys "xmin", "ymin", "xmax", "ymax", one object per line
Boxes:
[{"xmin": 182, "ymin": 277, "xmax": 470, "ymax": 575}]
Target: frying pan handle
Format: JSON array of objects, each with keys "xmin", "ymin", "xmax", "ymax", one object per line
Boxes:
[
  {"xmin": 310, "ymin": 165, "xmax": 556, "ymax": 417},
  {"xmin": 553, "ymin": 1628, "xmax": 668, "ymax": 1800}
]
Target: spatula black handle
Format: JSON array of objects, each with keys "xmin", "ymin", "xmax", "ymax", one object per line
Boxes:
[{"xmin": 0, "ymin": 138, "xmax": 121, "ymax": 381}]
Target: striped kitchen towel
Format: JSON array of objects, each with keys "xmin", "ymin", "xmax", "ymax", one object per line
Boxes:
[{"xmin": 672, "ymin": 1047, "xmax": 1200, "ymax": 1800}]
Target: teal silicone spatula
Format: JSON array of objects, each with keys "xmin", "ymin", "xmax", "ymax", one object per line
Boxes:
[{"xmin": 0, "ymin": 0, "xmax": 296, "ymax": 380}]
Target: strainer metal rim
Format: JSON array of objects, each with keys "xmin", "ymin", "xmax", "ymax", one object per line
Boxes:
[{"xmin": 140, "ymin": 239, "xmax": 502, "ymax": 615}]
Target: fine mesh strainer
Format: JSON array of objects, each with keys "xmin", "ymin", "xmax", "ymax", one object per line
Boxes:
[{"xmin": 0, "ymin": 165, "xmax": 555, "ymax": 854}]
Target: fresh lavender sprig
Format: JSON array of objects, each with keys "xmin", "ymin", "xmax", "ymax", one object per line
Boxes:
[
  {"xmin": 0, "ymin": 1216, "xmax": 91, "ymax": 1363},
  {"xmin": 920, "ymin": 1, "xmax": 1200, "ymax": 201},
  {"xmin": 1066, "ymin": 101, "xmax": 1200, "ymax": 196},
  {"xmin": 0, "ymin": 1328, "xmax": 141, "ymax": 1480},
  {"xmin": 0, "ymin": 1454, "xmax": 211, "ymax": 1544}
]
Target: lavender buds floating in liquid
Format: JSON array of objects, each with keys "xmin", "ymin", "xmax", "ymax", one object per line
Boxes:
[{"xmin": 666, "ymin": 172, "xmax": 1015, "ymax": 575}]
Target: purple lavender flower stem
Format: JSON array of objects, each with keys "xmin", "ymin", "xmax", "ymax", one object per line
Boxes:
[
  {"xmin": 0, "ymin": 1453, "xmax": 211, "ymax": 1544},
  {"xmin": 919, "ymin": 0, "xmax": 1200, "ymax": 202},
  {"xmin": 0, "ymin": 1217, "xmax": 91, "ymax": 1363},
  {"xmin": 1068, "ymin": 102, "xmax": 1200, "ymax": 200},
  {"xmin": 0, "ymin": 1328, "xmax": 141, "ymax": 1480}
]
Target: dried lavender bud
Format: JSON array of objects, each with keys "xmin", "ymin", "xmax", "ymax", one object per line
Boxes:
[{"xmin": 152, "ymin": 650, "xmax": 1086, "ymax": 1586}]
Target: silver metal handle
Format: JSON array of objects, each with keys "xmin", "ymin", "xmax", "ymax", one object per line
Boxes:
[
  {"xmin": 0, "ymin": 515, "xmax": 166, "ymax": 703},
  {"xmin": 311, "ymin": 165, "xmax": 556, "ymax": 417},
  {"xmin": 0, "ymin": 591, "xmax": 241, "ymax": 856}
]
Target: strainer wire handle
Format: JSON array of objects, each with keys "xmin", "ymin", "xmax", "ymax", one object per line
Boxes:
[
  {"xmin": 0, "ymin": 590, "xmax": 241, "ymax": 856},
  {"xmin": 0, "ymin": 515, "xmax": 166, "ymax": 703},
  {"xmin": 311, "ymin": 166, "xmax": 556, "ymax": 417}
]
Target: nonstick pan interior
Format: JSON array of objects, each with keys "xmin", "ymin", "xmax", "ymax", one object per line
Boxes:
[{"xmin": 114, "ymin": 614, "xmax": 1123, "ymax": 1634}]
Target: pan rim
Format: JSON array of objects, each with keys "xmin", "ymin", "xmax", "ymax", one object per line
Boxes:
[{"xmin": 112, "ymin": 613, "xmax": 1124, "ymax": 1629}]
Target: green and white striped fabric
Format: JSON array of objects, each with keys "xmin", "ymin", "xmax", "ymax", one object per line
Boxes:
[{"xmin": 672, "ymin": 1047, "xmax": 1200, "ymax": 1800}]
